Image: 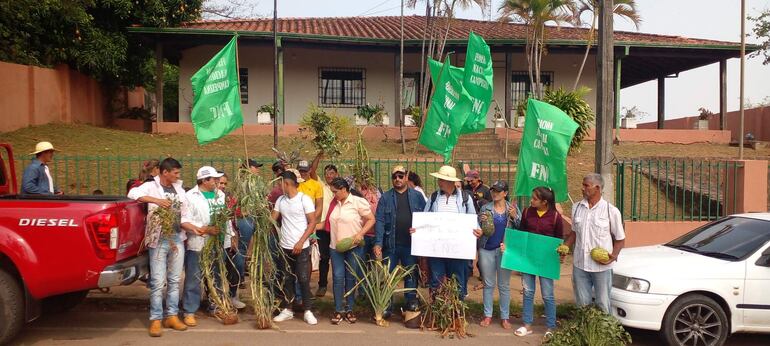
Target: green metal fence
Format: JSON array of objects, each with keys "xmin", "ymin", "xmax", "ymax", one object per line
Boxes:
[
  {"xmin": 13, "ymin": 156, "xmax": 517, "ymax": 196},
  {"xmin": 615, "ymin": 159, "xmax": 741, "ymax": 221}
]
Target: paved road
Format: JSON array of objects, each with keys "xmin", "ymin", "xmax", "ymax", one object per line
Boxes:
[{"xmin": 11, "ymin": 302, "xmax": 769, "ymax": 346}]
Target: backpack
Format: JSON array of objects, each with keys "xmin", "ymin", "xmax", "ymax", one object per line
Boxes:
[{"xmin": 429, "ymin": 190, "xmax": 471, "ymax": 213}]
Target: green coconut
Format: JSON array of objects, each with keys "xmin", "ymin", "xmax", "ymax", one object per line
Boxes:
[
  {"xmin": 556, "ymin": 244, "xmax": 570, "ymax": 255},
  {"xmin": 590, "ymin": 247, "xmax": 610, "ymax": 263},
  {"xmin": 335, "ymin": 237, "xmax": 356, "ymax": 253},
  {"xmin": 481, "ymin": 211, "xmax": 495, "ymax": 237}
]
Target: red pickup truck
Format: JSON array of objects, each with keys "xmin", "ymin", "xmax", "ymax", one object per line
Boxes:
[{"xmin": 0, "ymin": 143, "xmax": 148, "ymax": 344}]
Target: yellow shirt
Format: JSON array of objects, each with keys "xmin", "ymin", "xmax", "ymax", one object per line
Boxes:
[
  {"xmin": 298, "ymin": 178, "xmax": 323, "ymax": 202},
  {"xmin": 329, "ymin": 194, "xmax": 372, "ymax": 249}
]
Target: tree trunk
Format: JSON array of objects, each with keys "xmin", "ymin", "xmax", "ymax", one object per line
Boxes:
[{"xmin": 573, "ymin": 14, "xmax": 597, "ymax": 91}]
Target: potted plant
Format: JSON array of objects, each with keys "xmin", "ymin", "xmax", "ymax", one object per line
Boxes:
[
  {"xmin": 257, "ymin": 104, "xmax": 275, "ymax": 124},
  {"xmin": 697, "ymin": 107, "xmax": 714, "ymax": 130},
  {"xmin": 119, "ymin": 107, "xmax": 156, "ymax": 133},
  {"xmin": 355, "ymin": 103, "xmax": 387, "ymax": 126},
  {"xmin": 621, "ymin": 106, "xmax": 645, "ymax": 129},
  {"xmin": 404, "ymin": 105, "xmax": 421, "ymax": 127}
]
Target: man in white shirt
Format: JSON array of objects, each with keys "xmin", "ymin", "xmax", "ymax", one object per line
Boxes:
[
  {"xmin": 180, "ymin": 166, "xmax": 229, "ymax": 327},
  {"xmin": 127, "ymin": 158, "xmax": 188, "ymax": 337},
  {"xmin": 564, "ymin": 173, "xmax": 626, "ymax": 314},
  {"xmin": 271, "ymin": 170, "xmax": 318, "ymax": 325}
]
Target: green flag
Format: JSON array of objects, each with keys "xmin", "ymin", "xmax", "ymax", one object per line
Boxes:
[
  {"xmin": 501, "ymin": 228, "xmax": 563, "ymax": 280},
  {"xmin": 418, "ymin": 57, "xmax": 471, "ymax": 163},
  {"xmin": 514, "ymin": 99, "xmax": 578, "ymax": 202},
  {"xmin": 460, "ymin": 32, "xmax": 494, "ymax": 134},
  {"xmin": 190, "ymin": 36, "xmax": 244, "ymax": 145}
]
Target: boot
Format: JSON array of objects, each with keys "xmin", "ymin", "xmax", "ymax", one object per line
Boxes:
[
  {"xmin": 163, "ymin": 316, "xmax": 188, "ymax": 331},
  {"xmin": 148, "ymin": 320, "xmax": 162, "ymax": 337},
  {"xmin": 183, "ymin": 314, "xmax": 198, "ymax": 327}
]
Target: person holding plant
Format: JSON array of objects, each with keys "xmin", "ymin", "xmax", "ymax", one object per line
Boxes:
[
  {"xmin": 515, "ymin": 186, "xmax": 564, "ymax": 337},
  {"xmin": 327, "ymin": 177, "xmax": 375, "ymax": 325},
  {"xmin": 564, "ymin": 173, "xmax": 626, "ymax": 314},
  {"xmin": 308, "ymin": 151, "xmax": 340, "ymax": 297},
  {"xmin": 373, "ymin": 165, "xmax": 427, "ymax": 316},
  {"xmin": 127, "ymin": 158, "xmax": 188, "ymax": 337},
  {"xmin": 270, "ymin": 170, "xmax": 318, "ymax": 325},
  {"xmin": 180, "ymin": 166, "xmax": 229, "ymax": 327},
  {"xmin": 411, "ymin": 166, "xmax": 481, "ymax": 300},
  {"xmin": 477, "ymin": 181, "xmax": 520, "ymax": 330}
]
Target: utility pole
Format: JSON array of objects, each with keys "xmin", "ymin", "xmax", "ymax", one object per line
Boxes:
[
  {"xmin": 738, "ymin": 0, "xmax": 746, "ymax": 160},
  {"xmin": 596, "ymin": 0, "xmax": 614, "ymax": 202},
  {"xmin": 398, "ymin": 0, "xmax": 406, "ymax": 154},
  {"xmin": 273, "ymin": 0, "xmax": 279, "ymax": 149}
]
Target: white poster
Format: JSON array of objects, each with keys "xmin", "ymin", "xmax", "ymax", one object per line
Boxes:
[{"xmin": 410, "ymin": 212, "xmax": 478, "ymax": 260}]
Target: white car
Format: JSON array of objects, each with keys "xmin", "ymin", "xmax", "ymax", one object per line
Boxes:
[{"xmin": 611, "ymin": 213, "xmax": 770, "ymax": 346}]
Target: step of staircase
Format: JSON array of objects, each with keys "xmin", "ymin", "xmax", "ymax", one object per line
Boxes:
[{"xmin": 454, "ymin": 129, "xmax": 507, "ymax": 161}]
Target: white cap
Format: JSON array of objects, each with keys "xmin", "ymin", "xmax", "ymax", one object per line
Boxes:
[{"xmin": 196, "ymin": 166, "xmax": 224, "ymax": 180}]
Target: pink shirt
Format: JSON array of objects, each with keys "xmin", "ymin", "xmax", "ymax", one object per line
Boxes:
[{"xmin": 329, "ymin": 194, "xmax": 372, "ymax": 249}]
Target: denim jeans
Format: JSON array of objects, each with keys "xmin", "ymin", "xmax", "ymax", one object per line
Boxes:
[
  {"xmin": 278, "ymin": 247, "xmax": 313, "ymax": 312},
  {"xmin": 233, "ymin": 217, "xmax": 255, "ymax": 287},
  {"xmin": 522, "ymin": 273, "xmax": 556, "ymax": 328},
  {"xmin": 317, "ymin": 230, "xmax": 331, "ymax": 288},
  {"xmin": 148, "ymin": 238, "xmax": 185, "ymax": 320},
  {"xmin": 572, "ymin": 266, "xmax": 613, "ymax": 314},
  {"xmin": 428, "ymin": 257, "xmax": 469, "ymax": 300},
  {"xmin": 330, "ymin": 245, "xmax": 364, "ymax": 313},
  {"xmin": 386, "ymin": 244, "xmax": 418, "ymax": 303},
  {"xmin": 182, "ymin": 250, "xmax": 203, "ymax": 316},
  {"xmin": 478, "ymin": 247, "xmax": 511, "ymax": 319}
]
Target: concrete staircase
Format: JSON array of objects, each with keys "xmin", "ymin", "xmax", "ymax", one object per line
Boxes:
[{"xmin": 454, "ymin": 129, "xmax": 509, "ymax": 161}]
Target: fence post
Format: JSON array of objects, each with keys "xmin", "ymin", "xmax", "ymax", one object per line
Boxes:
[{"xmin": 725, "ymin": 160, "xmax": 769, "ymax": 214}]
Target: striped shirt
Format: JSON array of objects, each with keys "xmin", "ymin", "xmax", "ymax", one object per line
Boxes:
[{"xmin": 571, "ymin": 198, "xmax": 626, "ymax": 272}]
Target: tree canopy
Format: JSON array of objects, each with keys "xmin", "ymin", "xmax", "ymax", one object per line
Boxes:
[{"xmin": 0, "ymin": 0, "xmax": 202, "ymax": 86}]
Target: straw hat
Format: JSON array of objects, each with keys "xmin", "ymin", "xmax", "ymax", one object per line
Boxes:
[
  {"xmin": 286, "ymin": 168, "xmax": 305, "ymax": 183},
  {"xmin": 430, "ymin": 165, "xmax": 461, "ymax": 182},
  {"xmin": 30, "ymin": 141, "xmax": 58, "ymax": 155}
]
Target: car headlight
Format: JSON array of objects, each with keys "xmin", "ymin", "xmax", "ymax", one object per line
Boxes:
[{"xmin": 613, "ymin": 274, "xmax": 650, "ymax": 293}]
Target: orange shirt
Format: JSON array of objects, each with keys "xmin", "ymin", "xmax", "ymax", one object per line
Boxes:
[{"xmin": 329, "ymin": 194, "xmax": 372, "ymax": 249}]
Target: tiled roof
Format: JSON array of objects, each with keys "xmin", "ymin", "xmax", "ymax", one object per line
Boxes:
[{"xmin": 179, "ymin": 15, "xmax": 738, "ymax": 47}]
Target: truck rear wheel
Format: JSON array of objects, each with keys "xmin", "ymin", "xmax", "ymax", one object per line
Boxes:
[{"xmin": 0, "ymin": 269, "xmax": 24, "ymax": 345}]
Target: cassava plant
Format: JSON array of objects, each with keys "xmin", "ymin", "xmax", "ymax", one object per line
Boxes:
[
  {"xmin": 345, "ymin": 257, "xmax": 418, "ymax": 327},
  {"xmin": 146, "ymin": 198, "xmax": 182, "ymax": 253},
  {"xmin": 299, "ymin": 104, "xmax": 354, "ymax": 161},
  {"xmin": 230, "ymin": 167, "xmax": 288, "ymax": 329},
  {"xmin": 542, "ymin": 86, "xmax": 595, "ymax": 154},
  {"xmin": 421, "ymin": 276, "xmax": 471, "ymax": 338}
]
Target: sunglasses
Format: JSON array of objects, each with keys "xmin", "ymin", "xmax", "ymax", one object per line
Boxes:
[{"xmin": 391, "ymin": 173, "xmax": 406, "ymax": 180}]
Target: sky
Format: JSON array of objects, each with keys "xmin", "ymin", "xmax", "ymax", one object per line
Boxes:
[{"xmin": 226, "ymin": 0, "xmax": 770, "ymax": 122}]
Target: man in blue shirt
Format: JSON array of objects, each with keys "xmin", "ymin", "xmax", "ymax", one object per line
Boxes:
[
  {"xmin": 374, "ymin": 165, "xmax": 427, "ymax": 315},
  {"xmin": 21, "ymin": 142, "xmax": 61, "ymax": 195}
]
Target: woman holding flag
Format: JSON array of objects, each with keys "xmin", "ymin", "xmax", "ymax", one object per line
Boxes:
[{"xmin": 515, "ymin": 186, "xmax": 565, "ymax": 338}]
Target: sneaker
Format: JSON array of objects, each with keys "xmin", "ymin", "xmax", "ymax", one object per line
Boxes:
[
  {"xmin": 304, "ymin": 310, "xmax": 318, "ymax": 325},
  {"xmin": 273, "ymin": 308, "xmax": 294, "ymax": 322},
  {"xmin": 231, "ymin": 297, "xmax": 246, "ymax": 309}
]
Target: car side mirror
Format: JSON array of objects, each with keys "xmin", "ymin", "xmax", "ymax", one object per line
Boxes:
[{"xmin": 756, "ymin": 247, "xmax": 770, "ymax": 267}]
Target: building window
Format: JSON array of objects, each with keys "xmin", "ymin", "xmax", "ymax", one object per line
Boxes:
[
  {"xmin": 319, "ymin": 68, "xmax": 365, "ymax": 107},
  {"xmin": 402, "ymin": 74, "xmax": 420, "ymax": 109},
  {"xmin": 239, "ymin": 68, "xmax": 248, "ymax": 104},
  {"xmin": 511, "ymin": 71, "xmax": 554, "ymax": 106}
]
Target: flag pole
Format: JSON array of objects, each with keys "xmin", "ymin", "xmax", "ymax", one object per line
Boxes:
[{"xmin": 233, "ymin": 34, "xmax": 249, "ymax": 163}]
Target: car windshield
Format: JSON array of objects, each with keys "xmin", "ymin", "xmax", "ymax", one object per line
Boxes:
[{"xmin": 666, "ymin": 217, "xmax": 770, "ymax": 261}]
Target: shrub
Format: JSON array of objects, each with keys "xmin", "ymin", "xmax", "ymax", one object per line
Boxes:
[
  {"xmin": 544, "ymin": 306, "xmax": 632, "ymax": 346},
  {"xmin": 356, "ymin": 103, "xmax": 386, "ymax": 125},
  {"xmin": 299, "ymin": 104, "xmax": 353, "ymax": 160},
  {"xmin": 542, "ymin": 87, "xmax": 596, "ymax": 154}
]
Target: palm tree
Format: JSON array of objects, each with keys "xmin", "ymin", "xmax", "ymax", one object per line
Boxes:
[
  {"xmin": 499, "ymin": 0, "xmax": 576, "ymax": 99},
  {"xmin": 572, "ymin": 0, "xmax": 641, "ymax": 90}
]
